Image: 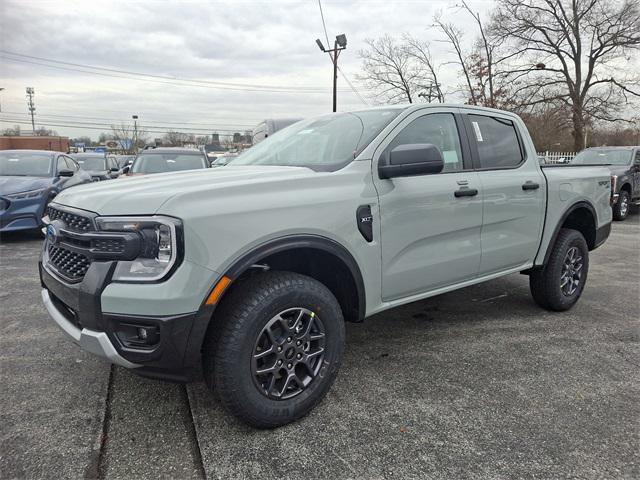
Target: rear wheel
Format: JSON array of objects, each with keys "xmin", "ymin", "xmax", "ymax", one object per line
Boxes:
[
  {"xmin": 529, "ymin": 228, "xmax": 589, "ymax": 311},
  {"xmin": 613, "ymin": 190, "xmax": 629, "ymax": 221},
  {"xmin": 202, "ymin": 271, "xmax": 345, "ymax": 428}
]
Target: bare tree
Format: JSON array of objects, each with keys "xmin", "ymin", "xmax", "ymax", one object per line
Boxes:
[
  {"xmin": 162, "ymin": 131, "xmax": 195, "ymax": 147},
  {"xmin": 1, "ymin": 125, "xmax": 21, "ymax": 136},
  {"xmin": 404, "ymin": 35, "xmax": 445, "ymax": 102},
  {"xmin": 111, "ymin": 123, "xmax": 147, "ymax": 154},
  {"xmin": 358, "ymin": 35, "xmax": 420, "ymax": 103},
  {"xmin": 490, "ymin": 0, "xmax": 640, "ymax": 150}
]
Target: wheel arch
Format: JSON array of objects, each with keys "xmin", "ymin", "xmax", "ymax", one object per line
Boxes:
[
  {"xmin": 206, "ymin": 235, "xmax": 366, "ymax": 324},
  {"xmin": 541, "ymin": 201, "xmax": 598, "ymax": 266}
]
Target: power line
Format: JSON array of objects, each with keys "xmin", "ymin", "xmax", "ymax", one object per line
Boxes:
[
  {"xmin": 1, "ymin": 111, "xmax": 256, "ymax": 128},
  {"xmin": 0, "ymin": 118, "xmax": 240, "ymax": 136},
  {"xmin": 318, "ymin": 0, "xmax": 331, "ymax": 49},
  {"xmin": 0, "ymin": 50, "xmax": 364, "ymax": 94},
  {"xmin": 337, "ymin": 67, "xmax": 369, "ymax": 106},
  {"xmin": 0, "ymin": 115, "xmax": 247, "ymax": 133}
]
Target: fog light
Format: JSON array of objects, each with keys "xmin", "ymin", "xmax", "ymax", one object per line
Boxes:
[
  {"xmin": 138, "ymin": 327, "xmax": 148, "ymax": 340},
  {"xmin": 114, "ymin": 323, "xmax": 160, "ymax": 349}
]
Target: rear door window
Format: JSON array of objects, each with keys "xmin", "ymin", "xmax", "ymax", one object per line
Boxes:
[{"xmin": 468, "ymin": 114, "xmax": 523, "ymax": 169}]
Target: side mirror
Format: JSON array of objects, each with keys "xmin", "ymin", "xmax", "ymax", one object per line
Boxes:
[
  {"xmin": 122, "ymin": 165, "xmax": 130, "ymax": 174},
  {"xmin": 378, "ymin": 143, "xmax": 444, "ymax": 179},
  {"xmin": 58, "ymin": 169, "xmax": 74, "ymax": 177},
  {"xmin": 110, "ymin": 167, "xmax": 119, "ymax": 172}
]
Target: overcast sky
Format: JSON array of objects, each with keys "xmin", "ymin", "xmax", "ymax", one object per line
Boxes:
[{"xmin": 0, "ymin": 0, "xmax": 489, "ymax": 139}]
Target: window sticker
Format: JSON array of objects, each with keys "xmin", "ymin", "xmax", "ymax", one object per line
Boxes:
[
  {"xmin": 472, "ymin": 121, "xmax": 483, "ymax": 142},
  {"xmin": 442, "ymin": 150, "xmax": 459, "ymax": 164}
]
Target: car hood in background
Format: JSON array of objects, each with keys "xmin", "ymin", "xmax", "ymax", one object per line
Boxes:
[
  {"xmin": 0, "ymin": 176, "xmax": 53, "ymax": 196},
  {"xmin": 53, "ymin": 166, "xmax": 315, "ymax": 215},
  {"xmin": 606, "ymin": 165, "xmax": 632, "ymax": 177}
]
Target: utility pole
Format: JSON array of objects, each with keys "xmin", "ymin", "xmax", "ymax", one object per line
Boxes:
[
  {"xmin": 0, "ymin": 88, "xmax": 5, "ymax": 113},
  {"xmin": 316, "ymin": 34, "xmax": 347, "ymax": 112},
  {"xmin": 26, "ymin": 87, "xmax": 36, "ymax": 134},
  {"xmin": 132, "ymin": 114, "xmax": 138, "ymax": 154},
  {"xmin": 418, "ymin": 83, "xmax": 442, "ymax": 103}
]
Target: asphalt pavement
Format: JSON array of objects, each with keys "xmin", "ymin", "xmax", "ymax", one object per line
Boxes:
[{"xmin": 1, "ymin": 213, "xmax": 638, "ymax": 479}]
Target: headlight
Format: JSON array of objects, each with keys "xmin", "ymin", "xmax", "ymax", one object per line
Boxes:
[
  {"xmin": 6, "ymin": 188, "xmax": 46, "ymax": 199},
  {"xmin": 95, "ymin": 216, "xmax": 183, "ymax": 282}
]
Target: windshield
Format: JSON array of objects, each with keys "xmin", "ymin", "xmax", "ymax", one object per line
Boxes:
[
  {"xmin": 573, "ymin": 149, "xmax": 632, "ymax": 165},
  {"xmin": 232, "ymin": 108, "xmax": 404, "ymax": 171},
  {"xmin": 0, "ymin": 151, "xmax": 53, "ymax": 177},
  {"xmin": 131, "ymin": 153, "xmax": 207, "ymax": 174},
  {"xmin": 73, "ymin": 156, "xmax": 106, "ymax": 171}
]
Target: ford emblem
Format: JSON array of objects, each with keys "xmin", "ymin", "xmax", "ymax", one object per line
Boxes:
[{"xmin": 46, "ymin": 224, "xmax": 59, "ymax": 244}]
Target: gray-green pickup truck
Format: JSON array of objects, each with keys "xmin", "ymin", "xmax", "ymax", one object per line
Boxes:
[{"xmin": 40, "ymin": 105, "xmax": 612, "ymax": 428}]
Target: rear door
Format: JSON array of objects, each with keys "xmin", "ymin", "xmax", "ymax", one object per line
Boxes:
[
  {"xmin": 462, "ymin": 111, "xmax": 545, "ymax": 274},
  {"xmin": 373, "ymin": 108, "xmax": 483, "ymax": 301}
]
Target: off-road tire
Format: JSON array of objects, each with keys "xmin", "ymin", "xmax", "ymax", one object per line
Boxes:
[
  {"xmin": 202, "ymin": 271, "xmax": 345, "ymax": 428},
  {"xmin": 612, "ymin": 190, "xmax": 629, "ymax": 221},
  {"xmin": 529, "ymin": 228, "xmax": 589, "ymax": 312}
]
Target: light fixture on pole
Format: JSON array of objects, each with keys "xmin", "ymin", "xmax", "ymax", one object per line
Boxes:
[{"xmin": 316, "ymin": 34, "xmax": 347, "ymax": 112}]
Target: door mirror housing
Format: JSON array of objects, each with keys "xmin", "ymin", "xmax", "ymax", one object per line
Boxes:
[
  {"xmin": 122, "ymin": 165, "xmax": 130, "ymax": 174},
  {"xmin": 57, "ymin": 168, "xmax": 74, "ymax": 178},
  {"xmin": 109, "ymin": 167, "xmax": 119, "ymax": 172},
  {"xmin": 378, "ymin": 143, "xmax": 444, "ymax": 179}
]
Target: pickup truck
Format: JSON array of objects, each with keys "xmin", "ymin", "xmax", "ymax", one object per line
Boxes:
[
  {"xmin": 39, "ymin": 105, "xmax": 612, "ymax": 428},
  {"xmin": 572, "ymin": 146, "xmax": 640, "ymax": 221}
]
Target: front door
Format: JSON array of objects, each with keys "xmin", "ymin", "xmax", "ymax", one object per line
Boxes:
[{"xmin": 373, "ymin": 109, "xmax": 483, "ymax": 301}]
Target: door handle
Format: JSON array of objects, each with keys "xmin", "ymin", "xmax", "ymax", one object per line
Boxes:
[
  {"xmin": 454, "ymin": 188, "xmax": 478, "ymax": 198},
  {"xmin": 522, "ymin": 181, "xmax": 540, "ymax": 191}
]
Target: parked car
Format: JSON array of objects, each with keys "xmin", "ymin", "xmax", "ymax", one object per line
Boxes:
[
  {"xmin": 40, "ymin": 105, "xmax": 612, "ymax": 428},
  {"xmin": 0, "ymin": 150, "xmax": 91, "ymax": 233},
  {"xmin": 71, "ymin": 153, "xmax": 120, "ymax": 181},
  {"xmin": 122, "ymin": 148, "xmax": 209, "ymax": 176},
  {"xmin": 572, "ymin": 146, "xmax": 640, "ymax": 221},
  {"xmin": 251, "ymin": 118, "xmax": 302, "ymax": 144},
  {"xmin": 113, "ymin": 155, "xmax": 136, "ymax": 169},
  {"xmin": 210, "ymin": 154, "xmax": 237, "ymax": 167}
]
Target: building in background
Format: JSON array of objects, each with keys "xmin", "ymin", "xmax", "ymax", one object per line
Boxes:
[{"xmin": 0, "ymin": 135, "xmax": 69, "ymax": 152}]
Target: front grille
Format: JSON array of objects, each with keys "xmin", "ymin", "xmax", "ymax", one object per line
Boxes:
[
  {"xmin": 48, "ymin": 206, "xmax": 93, "ymax": 232},
  {"xmin": 48, "ymin": 244, "xmax": 91, "ymax": 281},
  {"xmin": 92, "ymin": 237, "xmax": 125, "ymax": 253}
]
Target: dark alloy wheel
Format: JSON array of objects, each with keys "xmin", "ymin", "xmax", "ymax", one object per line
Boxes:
[
  {"xmin": 202, "ymin": 271, "xmax": 345, "ymax": 428},
  {"xmin": 559, "ymin": 246, "xmax": 584, "ymax": 296},
  {"xmin": 613, "ymin": 190, "xmax": 629, "ymax": 221},
  {"xmin": 529, "ymin": 228, "xmax": 589, "ymax": 311},
  {"xmin": 252, "ymin": 307, "xmax": 326, "ymax": 400}
]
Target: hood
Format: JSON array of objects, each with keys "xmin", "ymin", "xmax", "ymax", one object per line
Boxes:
[
  {"xmin": 53, "ymin": 165, "xmax": 315, "ymax": 215},
  {"xmin": 606, "ymin": 164, "xmax": 632, "ymax": 177},
  {"xmin": 0, "ymin": 176, "xmax": 53, "ymax": 196}
]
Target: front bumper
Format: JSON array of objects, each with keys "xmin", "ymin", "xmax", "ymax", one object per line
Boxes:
[
  {"xmin": 0, "ymin": 195, "xmax": 47, "ymax": 232},
  {"xmin": 42, "ymin": 288, "xmax": 140, "ymax": 368},
  {"xmin": 40, "ymin": 258, "xmax": 214, "ymax": 382}
]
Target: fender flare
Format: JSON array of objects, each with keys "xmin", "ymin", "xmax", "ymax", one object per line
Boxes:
[
  {"xmin": 211, "ymin": 234, "xmax": 366, "ymax": 321},
  {"xmin": 540, "ymin": 200, "xmax": 598, "ymax": 266}
]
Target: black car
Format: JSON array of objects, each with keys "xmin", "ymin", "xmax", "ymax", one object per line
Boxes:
[
  {"xmin": 71, "ymin": 153, "xmax": 120, "ymax": 181},
  {"xmin": 123, "ymin": 148, "xmax": 209, "ymax": 176},
  {"xmin": 573, "ymin": 146, "xmax": 640, "ymax": 220}
]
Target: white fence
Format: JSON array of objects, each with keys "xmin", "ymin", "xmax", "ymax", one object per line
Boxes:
[{"xmin": 537, "ymin": 151, "xmax": 576, "ymax": 164}]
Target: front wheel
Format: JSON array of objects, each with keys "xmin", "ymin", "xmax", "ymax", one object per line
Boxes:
[
  {"xmin": 202, "ymin": 271, "xmax": 345, "ymax": 428},
  {"xmin": 529, "ymin": 228, "xmax": 589, "ymax": 311}
]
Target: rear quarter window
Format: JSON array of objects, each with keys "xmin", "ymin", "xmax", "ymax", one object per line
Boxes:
[{"xmin": 468, "ymin": 114, "xmax": 523, "ymax": 169}]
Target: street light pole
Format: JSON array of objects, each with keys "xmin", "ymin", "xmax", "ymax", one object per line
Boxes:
[
  {"xmin": 0, "ymin": 88, "xmax": 4, "ymax": 113},
  {"xmin": 132, "ymin": 115, "xmax": 138, "ymax": 154},
  {"xmin": 316, "ymin": 34, "xmax": 347, "ymax": 113}
]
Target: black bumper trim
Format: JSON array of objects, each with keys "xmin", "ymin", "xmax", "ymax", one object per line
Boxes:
[{"xmin": 594, "ymin": 222, "xmax": 611, "ymax": 249}]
